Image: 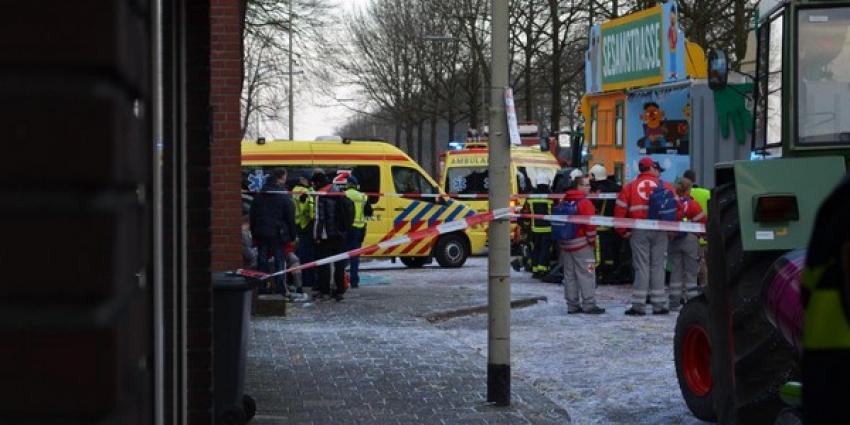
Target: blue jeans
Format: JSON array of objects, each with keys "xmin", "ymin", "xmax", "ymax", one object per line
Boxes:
[
  {"xmin": 296, "ymin": 228, "xmax": 316, "ymax": 287},
  {"xmin": 345, "ymin": 226, "xmax": 366, "ymax": 286},
  {"xmin": 257, "ymin": 242, "xmax": 285, "ymax": 295}
]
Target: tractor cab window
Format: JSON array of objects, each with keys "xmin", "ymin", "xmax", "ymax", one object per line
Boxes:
[
  {"xmin": 797, "ymin": 7, "xmax": 850, "ymax": 145},
  {"xmin": 755, "ymin": 11, "xmax": 784, "ymax": 156}
]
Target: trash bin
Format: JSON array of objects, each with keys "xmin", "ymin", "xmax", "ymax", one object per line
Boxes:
[{"xmin": 213, "ymin": 272, "xmax": 257, "ymax": 425}]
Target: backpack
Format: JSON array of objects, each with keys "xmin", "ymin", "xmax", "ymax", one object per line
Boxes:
[
  {"xmin": 552, "ymin": 200, "xmax": 579, "ymax": 241},
  {"xmin": 336, "ymin": 195, "xmax": 355, "ymax": 234},
  {"xmin": 648, "ymin": 180, "xmax": 677, "ymax": 221}
]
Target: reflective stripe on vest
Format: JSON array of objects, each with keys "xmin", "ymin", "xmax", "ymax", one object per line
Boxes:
[
  {"xmin": 803, "ymin": 262, "xmax": 850, "ymax": 350},
  {"xmin": 527, "ymin": 198, "xmax": 553, "ymax": 233},
  {"xmin": 346, "ymin": 188, "xmax": 368, "ymax": 229}
]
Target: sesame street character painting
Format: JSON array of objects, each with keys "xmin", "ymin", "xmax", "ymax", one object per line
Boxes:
[
  {"xmin": 638, "ymin": 102, "xmax": 669, "ymax": 150},
  {"xmin": 668, "ymin": 5, "xmax": 678, "ymax": 79},
  {"xmin": 585, "ymin": 25, "xmax": 602, "ymax": 93}
]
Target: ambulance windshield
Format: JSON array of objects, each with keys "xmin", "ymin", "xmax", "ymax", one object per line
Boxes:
[{"xmin": 446, "ymin": 167, "xmax": 488, "ymax": 194}]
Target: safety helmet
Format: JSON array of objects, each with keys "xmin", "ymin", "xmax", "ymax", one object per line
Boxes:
[
  {"xmin": 346, "ymin": 175, "xmax": 359, "ymax": 187},
  {"xmin": 589, "ymin": 164, "xmax": 607, "ymax": 181},
  {"xmin": 569, "ymin": 168, "xmax": 584, "ymax": 180},
  {"xmin": 332, "ymin": 171, "xmax": 351, "ymax": 186}
]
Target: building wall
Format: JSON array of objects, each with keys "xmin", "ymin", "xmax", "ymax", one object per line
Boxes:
[
  {"xmin": 584, "ymin": 91, "xmax": 627, "ymax": 183},
  {"xmin": 210, "ymin": 0, "xmax": 244, "ymax": 272}
]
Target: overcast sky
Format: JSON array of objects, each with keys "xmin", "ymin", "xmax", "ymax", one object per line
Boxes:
[{"xmin": 292, "ymin": 0, "xmax": 369, "ymax": 140}]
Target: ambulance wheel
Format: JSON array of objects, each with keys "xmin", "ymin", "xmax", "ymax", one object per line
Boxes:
[
  {"xmin": 434, "ymin": 234, "xmax": 468, "ymax": 268},
  {"xmin": 674, "ymin": 295, "xmax": 717, "ymax": 422},
  {"xmin": 706, "ymin": 182, "xmax": 797, "ymax": 425},
  {"xmin": 400, "ymin": 256, "xmax": 429, "ymax": 268}
]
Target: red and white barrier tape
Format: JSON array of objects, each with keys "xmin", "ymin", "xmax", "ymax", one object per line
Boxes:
[
  {"xmin": 235, "ymin": 207, "xmax": 514, "ymax": 281},
  {"xmin": 252, "ymin": 190, "xmax": 618, "ymax": 200},
  {"xmin": 235, "ymin": 206, "xmax": 705, "ymax": 281},
  {"xmin": 512, "ymin": 213, "xmax": 706, "ymax": 233}
]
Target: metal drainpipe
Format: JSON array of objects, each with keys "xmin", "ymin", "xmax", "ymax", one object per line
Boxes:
[{"xmin": 152, "ymin": 0, "xmax": 165, "ymax": 424}]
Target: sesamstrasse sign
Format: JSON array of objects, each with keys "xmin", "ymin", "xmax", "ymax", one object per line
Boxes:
[
  {"xmin": 602, "ymin": 13, "xmax": 661, "ymax": 84},
  {"xmin": 585, "ymin": 3, "xmax": 688, "ymax": 93}
]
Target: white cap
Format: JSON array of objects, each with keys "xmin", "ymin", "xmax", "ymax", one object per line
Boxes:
[
  {"xmin": 589, "ymin": 164, "xmax": 608, "ymax": 181},
  {"xmin": 569, "ymin": 168, "xmax": 584, "ymax": 179}
]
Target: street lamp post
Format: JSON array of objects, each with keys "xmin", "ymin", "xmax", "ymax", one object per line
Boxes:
[
  {"xmin": 488, "ymin": 0, "xmax": 511, "ymax": 406},
  {"xmin": 288, "ymin": 0, "xmax": 294, "ymax": 140}
]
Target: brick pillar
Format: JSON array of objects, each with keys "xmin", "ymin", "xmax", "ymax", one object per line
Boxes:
[{"xmin": 210, "ymin": 0, "xmax": 244, "ymax": 272}]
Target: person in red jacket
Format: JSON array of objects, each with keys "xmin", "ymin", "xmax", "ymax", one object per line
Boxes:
[
  {"xmin": 614, "ymin": 157, "xmax": 676, "ymax": 315},
  {"xmin": 668, "ymin": 176, "xmax": 706, "ymax": 310},
  {"xmin": 558, "ymin": 177, "xmax": 605, "ymax": 314}
]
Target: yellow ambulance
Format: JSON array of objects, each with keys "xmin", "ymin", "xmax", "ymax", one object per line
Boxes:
[
  {"xmin": 241, "ymin": 138, "xmax": 487, "ymax": 268},
  {"xmin": 437, "ymin": 142, "xmax": 561, "ymax": 244},
  {"xmin": 438, "ymin": 142, "xmax": 561, "ymax": 211}
]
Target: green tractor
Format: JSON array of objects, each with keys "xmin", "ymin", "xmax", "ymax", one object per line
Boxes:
[{"xmin": 673, "ymin": 0, "xmax": 850, "ymax": 423}]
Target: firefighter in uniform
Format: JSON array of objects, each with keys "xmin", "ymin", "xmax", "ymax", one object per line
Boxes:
[
  {"xmin": 344, "ymin": 175, "xmax": 369, "ymax": 288},
  {"xmin": 588, "ymin": 163, "xmax": 625, "ymax": 284},
  {"xmin": 802, "ymin": 176, "xmax": 850, "ymax": 424},
  {"xmin": 527, "ymin": 175, "xmax": 554, "ymax": 279},
  {"xmin": 614, "ymin": 157, "xmax": 676, "ymax": 315}
]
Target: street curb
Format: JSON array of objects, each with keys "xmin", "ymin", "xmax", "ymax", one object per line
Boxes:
[{"xmin": 424, "ymin": 296, "xmax": 548, "ymax": 323}]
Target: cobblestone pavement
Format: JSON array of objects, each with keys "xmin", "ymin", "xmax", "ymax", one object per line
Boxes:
[{"xmin": 245, "ymin": 257, "xmax": 707, "ymax": 424}]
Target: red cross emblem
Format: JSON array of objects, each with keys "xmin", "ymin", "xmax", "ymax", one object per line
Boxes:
[{"xmin": 637, "ymin": 179, "xmax": 657, "ymax": 201}]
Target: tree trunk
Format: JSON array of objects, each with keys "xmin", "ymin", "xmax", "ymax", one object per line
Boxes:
[
  {"xmin": 470, "ymin": 63, "xmax": 481, "ymax": 130},
  {"xmin": 430, "ymin": 115, "xmax": 438, "ymax": 176},
  {"xmin": 416, "ymin": 121, "xmax": 424, "ymax": 166},
  {"xmin": 395, "ymin": 124, "xmax": 402, "ymax": 148},
  {"xmin": 524, "ymin": 0, "xmax": 534, "ymax": 122},
  {"xmin": 732, "ymin": 0, "xmax": 747, "ymax": 70},
  {"xmin": 405, "ymin": 122, "xmax": 414, "ymax": 156},
  {"xmin": 549, "ymin": 0, "xmax": 562, "ymax": 135}
]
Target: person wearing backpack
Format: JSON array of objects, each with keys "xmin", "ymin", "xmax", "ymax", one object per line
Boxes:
[
  {"xmin": 312, "ymin": 171, "xmax": 355, "ymax": 301},
  {"xmin": 614, "ymin": 157, "xmax": 677, "ymax": 315},
  {"xmin": 250, "ymin": 168, "xmax": 297, "ymax": 297},
  {"xmin": 668, "ymin": 176, "xmax": 706, "ymax": 311},
  {"xmin": 526, "ymin": 176, "xmax": 555, "ymax": 279},
  {"xmin": 554, "ymin": 177, "xmax": 605, "ymax": 314}
]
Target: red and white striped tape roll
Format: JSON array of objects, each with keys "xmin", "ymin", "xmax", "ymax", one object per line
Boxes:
[
  {"xmin": 511, "ymin": 213, "xmax": 706, "ymax": 233},
  {"xmin": 254, "ymin": 190, "xmax": 618, "ymax": 200},
  {"xmin": 235, "ymin": 207, "xmax": 514, "ymax": 281}
]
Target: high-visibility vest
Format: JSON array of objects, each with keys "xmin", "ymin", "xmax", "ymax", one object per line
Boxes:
[
  {"xmin": 345, "ymin": 188, "xmax": 368, "ymax": 229},
  {"xmin": 292, "ymin": 184, "xmax": 314, "ymax": 231},
  {"xmin": 690, "ymin": 187, "xmax": 710, "ymax": 246},
  {"xmin": 526, "ymin": 198, "xmax": 553, "ymax": 233},
  {"xmin": 803, "ymin": 259, "xmax": 850, "ymax": 350}
]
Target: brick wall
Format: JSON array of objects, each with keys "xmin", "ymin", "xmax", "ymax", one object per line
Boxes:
[{"xmin": 210, "ymin": 0, "xmax": 244, "ymax": 272}]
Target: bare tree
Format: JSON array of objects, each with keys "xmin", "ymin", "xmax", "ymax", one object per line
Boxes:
[{"xmin": 241, "ymin": 0, "xmax": 335, "ymax": 138}]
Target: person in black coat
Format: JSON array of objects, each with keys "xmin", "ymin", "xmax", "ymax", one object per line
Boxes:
[
  {"xmin": 250, "ymin": 168, "xmax": 297, "ymax": 296},
  {"xmin": 312, "ymin": 171, "xmax": 355, "ymax": 301}
]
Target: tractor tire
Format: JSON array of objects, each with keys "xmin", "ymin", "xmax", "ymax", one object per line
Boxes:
[
  {"xmin": 433, "ymin": 233, "xmax": 468, "ymax": 268},
  {"xmin": 399, "ymin": 256, "xmax": 429, "ymax": 268},
  {"xmin": 706, "ymin": 182, "xmax": 799, "ymax": 425},
  {"xmin": 674, "ymin": 295, "xmax": 717, "ymax": 422}
]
